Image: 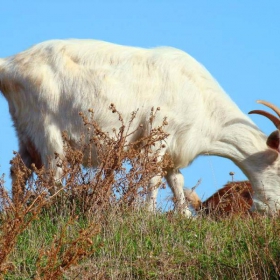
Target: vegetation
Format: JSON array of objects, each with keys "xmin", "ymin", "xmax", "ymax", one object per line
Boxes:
[
  {"xmin": 0, "ymin": 107, "xmax": 279, "ymax": 279},
  {"xmin": 2, "ymin": 205, "xmax": 280, "ymax": 279}
]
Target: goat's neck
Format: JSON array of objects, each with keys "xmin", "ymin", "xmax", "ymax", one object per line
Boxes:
[{"xmin": 208, "ymin": 120, "xmax": 270, "ymax": 164}]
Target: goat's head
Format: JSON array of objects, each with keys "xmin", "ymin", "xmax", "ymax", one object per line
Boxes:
[
  {"xmin": 183, "ymin": 186, "xmax": 202, "ymax": 211},
  {"xmin": 248, "ymin": 100, "xmax": 280, "ymax": 214}
]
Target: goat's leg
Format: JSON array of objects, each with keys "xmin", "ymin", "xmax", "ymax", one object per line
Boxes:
[
  {"xmin": 165, "ymin": 169, "xmax": 192, "ymax": 217},
  {"xmin": 146, "ymin": 176, "xmax": 161, "ymax": 212},
  {"xmin": 37, "ymin": 125, "xmax": 65, "ymax": 195}
]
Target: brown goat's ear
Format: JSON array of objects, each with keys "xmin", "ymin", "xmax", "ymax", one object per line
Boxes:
[{"xmin": 266, "ymin": 130, "xmax": 280, "ymax": 152}]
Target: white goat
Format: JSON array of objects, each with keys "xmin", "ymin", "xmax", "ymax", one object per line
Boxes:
[{"xmin": 1, "ymin": 39, "xmax": 280, "ymax": 216}]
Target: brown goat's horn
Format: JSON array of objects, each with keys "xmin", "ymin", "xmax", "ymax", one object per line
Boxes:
[
  {"xmin": 249, "ymin": 100, "xmax": 280, "ymax": 129},
  {"xmin": 257, "ymin": 100, "xmax": 280, "ymax": 118},
  {"xmin": 248, "ymin": 110, "xmax": 280, "ymax": 129}
]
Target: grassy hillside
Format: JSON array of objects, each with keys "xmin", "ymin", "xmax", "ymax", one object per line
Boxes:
[{"xmin": 3, "ymin": 206, "xmax": 280, "ymax": 279}]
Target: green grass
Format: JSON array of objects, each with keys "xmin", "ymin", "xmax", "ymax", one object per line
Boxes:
[{"xmin": 3, "ymin": 207, "xmax": 280, "ymax": 280}]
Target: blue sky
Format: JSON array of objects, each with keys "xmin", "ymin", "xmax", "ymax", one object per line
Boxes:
[{"xmin": 0, "ymin": 1, "xmax": 280, "ymax": 204}]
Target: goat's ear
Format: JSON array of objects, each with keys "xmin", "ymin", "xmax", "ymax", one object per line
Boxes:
[{"xmin": 267, "ymin": 130, "xmax": 280, "ymax": 151}]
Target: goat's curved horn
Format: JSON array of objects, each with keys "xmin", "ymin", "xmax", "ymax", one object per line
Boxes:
[
  {"xmin": 248, "ymin": 109, "xmax": 280, "ymax": 129},
  {"xmin": 191, "ymin": 179, "xmax": 202, "ymax": 191},
  {"xmin": 256, "ymin": 100, "xmax": 280, "ymax": 118}
]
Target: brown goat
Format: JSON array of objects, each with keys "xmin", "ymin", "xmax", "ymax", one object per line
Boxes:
[{"xmin": 184, "ymin": 181, "xmax": 253, "ymax": 216}]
